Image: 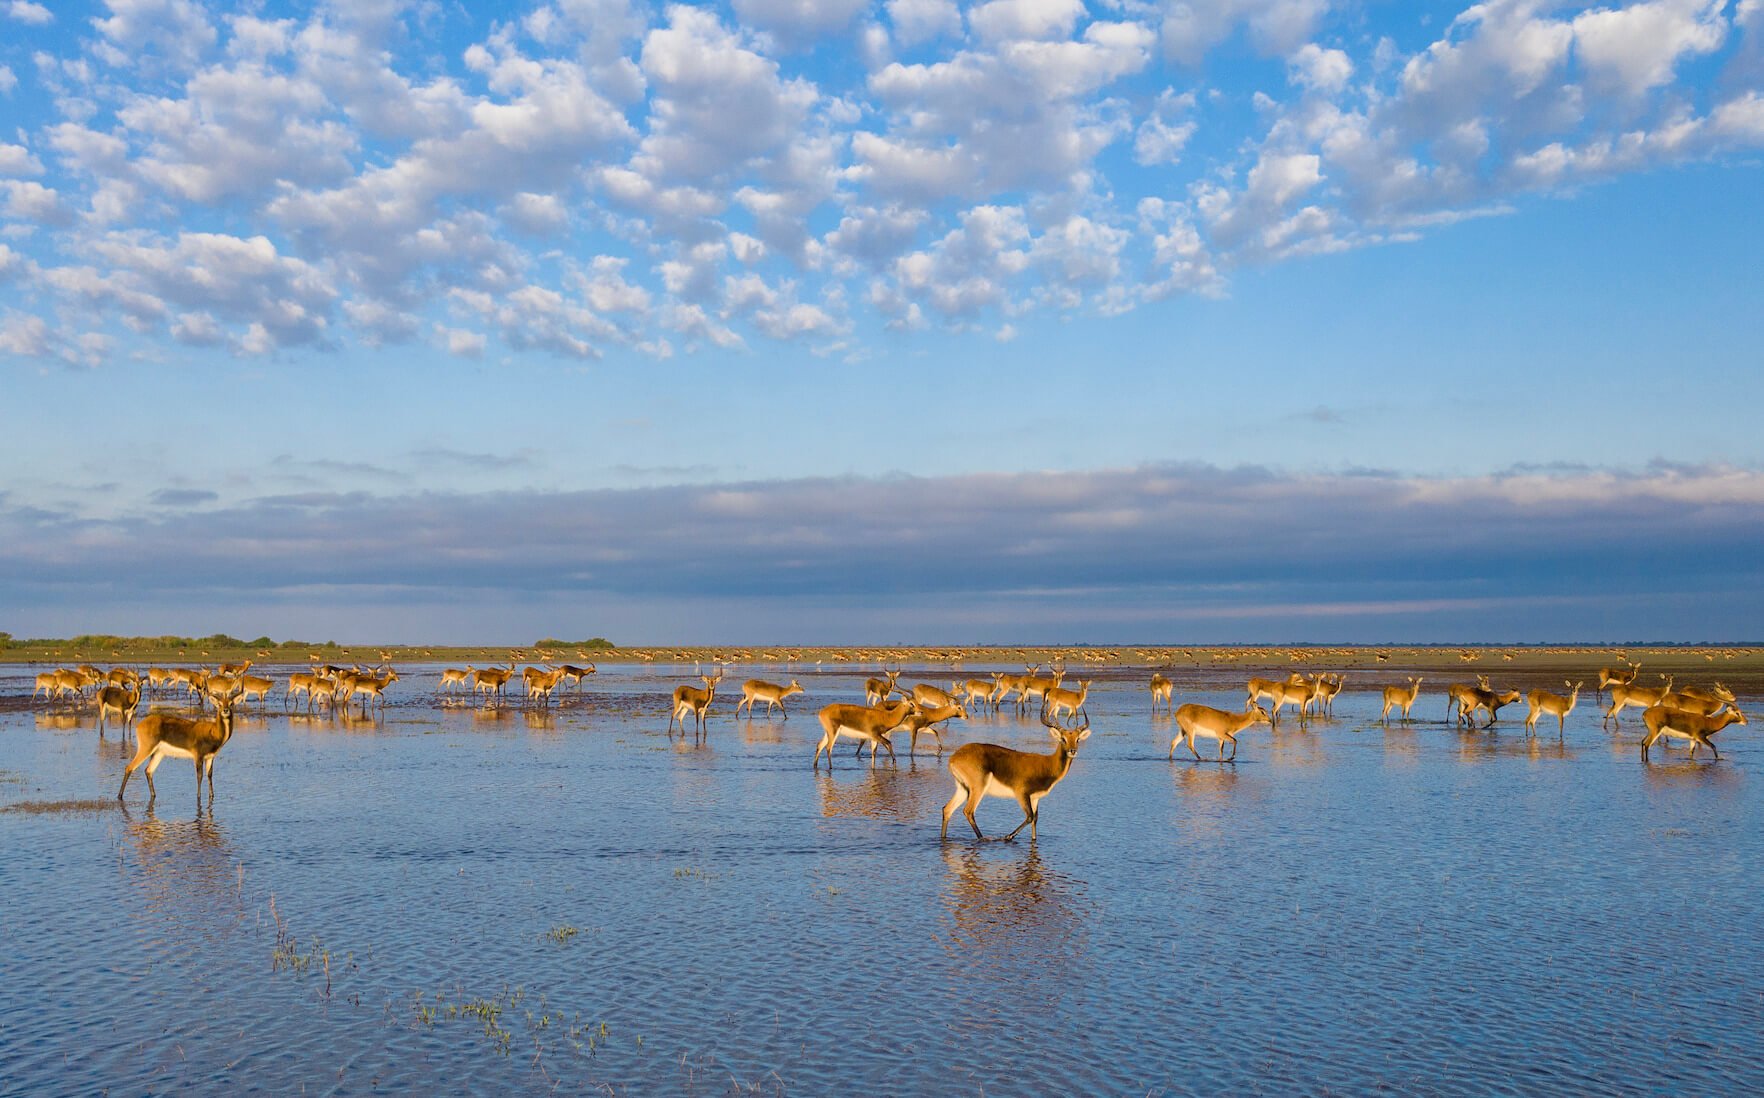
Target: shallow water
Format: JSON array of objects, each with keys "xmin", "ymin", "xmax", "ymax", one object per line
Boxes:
[{"xmin": 2, "ymin": 662, "xmax": 1760, "ymax": 1095}]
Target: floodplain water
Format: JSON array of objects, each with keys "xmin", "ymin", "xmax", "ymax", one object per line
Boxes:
[{"xmin": 2, "ymin": 662, "xmax": 1761, "ymax": 1095}]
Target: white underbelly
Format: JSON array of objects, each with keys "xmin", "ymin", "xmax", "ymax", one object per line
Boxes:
[{"xmin": 153, "ymin": 743, "xmax": 199, "ymax": 761}]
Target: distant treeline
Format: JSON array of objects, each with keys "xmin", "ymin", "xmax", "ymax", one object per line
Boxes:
[
  {"xmin": 534, "ymin": 638, "xmax": 615, "ymax": 650},
  {"xmin": 0, "ymin": 633, "xmax": 338, "ymax": 650}
]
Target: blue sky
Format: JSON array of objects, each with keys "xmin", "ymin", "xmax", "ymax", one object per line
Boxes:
[{"xmin": 2, "ymin": 0, "xmax": 1762, "ymax": 643}]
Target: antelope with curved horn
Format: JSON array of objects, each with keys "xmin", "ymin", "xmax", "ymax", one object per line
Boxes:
[
  {"xmin": 471, "ymin": 664, "xmax": 515, "ymax": 700},
  {"xmin": 525, "ymin": 666, "xmax": 567, "ymax": 705},
  {"xmin": 737, "ymin": 678, "xmax": 805, "ymax": 719},
  {"xmin": 1171, "ymin": 703, "xmax": 1271, "ymax": 762},
  {"xmin": 118, "ymin": 688, "xmax": 243, "ymax": 808},
  {"xmin": 1380, "ymin": 677, "xmax": 1424, "ymax": 724},
  {"xmin": 1674, "ymin": 683, "xmax": 1736, "ymax": 711},
  {"xmin": 940, "ymin": 706, "xmax": 1091, "ymax": 842},
  {"xmin": 668, "ymin": 672, "xmax": 723, "ymax": 737},
  {"xmin": 1524, "ymin": 681, "xmax": 1583, "ymax": 736},
  {"xmin": 1642, "ymin": 704, "xmax": 1747, "ymax": 760},
  {"xmin": 1605, "ymin": 676, "xmax": 1674, "ymax": 726},
  {"xmin": 813, "ymin": 698, "xmax": 912, "ymax": 769},
  {"xmin": 557, "ymin": 663, "xmax": 596, "ymax": 690},
  {"xmin": 1148, "ymin": 672, "xmax": 1173, "ymax": 713}
]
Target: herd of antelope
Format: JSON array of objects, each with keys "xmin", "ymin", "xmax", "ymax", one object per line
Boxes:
[{"xmin": 19, "ymin": 652, "xmax": 1750, "ymax": 833}]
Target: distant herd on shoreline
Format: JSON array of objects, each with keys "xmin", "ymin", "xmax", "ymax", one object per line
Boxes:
[{"xmin": 18, "ymin": 654, "xmax": 1751, "ymax": 840}]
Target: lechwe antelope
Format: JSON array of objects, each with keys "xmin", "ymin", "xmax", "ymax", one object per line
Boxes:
[
  {"xmin": 438, "ymin": 667, "xmax": 472, "ymax": 694},
  {"xmin": 96, "ymin": 682, "xmax": 143, "ymax": 737},
  {"xmin": 813, "ymin": 699, "xmax": 913, "ymax": 769},
  {"xmin": 1170, "ymin": 703, "xmax": 1272, "ymax": 762},
  {"xmin": 1460, "ymin": 686, "xmax": 1523, "ymax": 729},
  {"xmin": 737, "ymin": 679, "xmax": 805, "ymax": 719},
  {"xmin": 863, "ymin": 669, "xmax": 902, "ymax": 706},
  {"xmin": 1265, "ymin": 679, "xmax": 1319, "ymax": 726},
  {"xmin": 557, "ymin": 664, "xmax": 596, "ymax": 690},
  {"xmin": 117, "ymin": 688, "xmax": 243, "ymax": 809},
  {"xmin": 1524, "ymin": 681, "xmax": 1583, "ymax": 737},
  {"xmin": 1380, "ymin": 677, "xmax": 1424, "ymax": 724},
  {"xmin": 237, "ymin": 674, "xmax": 276, "ymax": 706},
  {"xmin": 910, "ymin": 681, "xmax": 959, "ymax": 710},
  {"xmin": 668, "ymin": 672, "xmax": 723, "ymax": 737},
  {"xmin": 32, "ymin": 672, "xmax": 59, "ymax": 700},
  {"xmin": 958, "ymin": 678, "xmax": 998, "ymax": 709},
  {"xmin": 1642, "ymin": 704, "xmax": 1747, "ymax": 760},
  {"xmin": 523, "ymin": 666, "xmax": 567, "ymax": 705},
  {"xmin": 1314, "ymin": 673, "xmax": 1345, "ymax": 716},
  {"xmin": 940, "ymin": 707, "xmax": 1091, "ymax": 842},
  {"xmin": 145, "ymin": 667, "xmax": 176, "ymax": 695},
  {"xmin": 347, "ymin": 668, "xmax": 400, "ymax": 710},
  {"xmin": 1043, "ymin": 679, "xmax": 1091, "ymax": 722},
  {"xmin": 1017, "ymin": 666, "xmax": 1066, "ymax": 713},
  {"xmin": 1596, "ymin": 661, "xmax": 1641, "ymax": 699},
  {"xmin": 471, "ymin": 665, "xmax": 515, "ymax": 700},
  {"xmin": 1671, "ymin": 683, "xmax": 1737, "ymax": 713},
  {"xmin": 285, "ymin": 671, "xmax": 323, "ymax": 710},
  {"xmin": 898, "ymin": 700, "xmax": 968, "ymax": 756},
  {"xmin": 1604, "ymin": 676, "xmax": 1674, "ymax": 726},
  {"xmin": 1148, "ymin": 673, "xmax": 1173, "ymax": 713},
  {"xmin": 1446, "ymin": 676, "xmax": 1491, "ymax": 723},
  {"xmin": 1245, "ymin": 674, "xmax": 1304, "ymax": 711}
]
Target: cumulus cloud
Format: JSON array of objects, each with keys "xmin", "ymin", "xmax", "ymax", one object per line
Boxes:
[{"xmin": 7, "ymin": 1, "xmax": 53, "ymax": 26}]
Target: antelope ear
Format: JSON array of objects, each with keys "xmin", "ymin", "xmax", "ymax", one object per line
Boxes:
[
  {"xmin": 1076, "ymin": 728, "xmax": 1092, "ymax": 742},
  {"xmin": 1047, "ymin": 727, "xmax": 1063, "ymax": 741}
]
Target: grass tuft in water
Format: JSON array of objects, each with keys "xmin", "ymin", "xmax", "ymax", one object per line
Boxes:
[{"xmin": 1, "ymin": 798, "xmax": 116, "ymax": 815}]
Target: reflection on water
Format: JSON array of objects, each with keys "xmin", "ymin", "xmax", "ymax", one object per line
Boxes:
[{"xmin": 2, "ymin": 662, "xmax": 1761, "ymax": 1096}]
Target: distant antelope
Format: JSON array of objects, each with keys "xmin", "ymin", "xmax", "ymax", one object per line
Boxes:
[
  {"xmin": 118, "ymin": 688, "xmax": 243, "ymax": 808},
  {"xmin": 669, "ymin": 672, "xmax": 723, "ymax": 737},
  {"xmin": 1171, "ymin": 703, "xmax": 1271, "ymax": 761},
  {"xmin": 1148, "ymin": 673, "xmax": 1173, "ymax": 713},
  {"xmin": 1381, "ymin": 677, "xmax": 1424, "ymax": 724},
  {"xmin": 1524, "ymin": 681, "xmax": 1583, "ymax": 737},
  {"xmin": 813, "ymin": 699, "xmax": 912, "ymax": 768},
  {"xmin": 940, "ymin": 707, "xmax": 1090, "ymax": 842},
  {"xmin": 737, "ymin": 679, "xmax": 805, "ymax": 719},
  {"xmin": 1642, "ymin": 704, "xmax": 1747, "ymax": 760}
]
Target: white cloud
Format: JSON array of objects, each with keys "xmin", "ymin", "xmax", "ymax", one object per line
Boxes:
[
  {"xmin": 0, "ymin": 314, "xmax": 50, "ymax": 356},
  {"xmin": 7, "ymin": 1, "xmax": 52, "ymax": 26},
  {"xmin": 0, "ymin": 66, "xmax": 16, "ymax": 94},
  {"xmin": 0, "ymin": 143, "xmax": 44, "ymax": 177},
  {"xmin": 732, "ymin": 0, "xmax": 873, "ymax": 47},
  {"xmin": 1161, "ymin": 0, "xmax": 1330, "ymax": 66},
  {"xmin": 3, "ymin": 179, "xmax": 70, "ymax": 223},
  {"xmin": 435, "ymin": 323, "xmax": 487, "ymax": 357},
  {"xmin": 93, "ymin": 0, "xmax": 218, "ymax": 72},
  {"xmin": 1288, "ymin": 42, "xmax": 1353, "ymax": 93},
  {"xmin": 1571, "ymin": 0, "xmax": 1727, "ymax": 97},
  {"xmin": 887, "ymin": 0, "xmax": 961, "ymax": 45},
  {"xmin": 969, "ymin": 0, "xmax": 1087, "ymax": 43},
  {"xmin": 1135, "ymin": 88, "xmax": 1197, "ymax": 164}
]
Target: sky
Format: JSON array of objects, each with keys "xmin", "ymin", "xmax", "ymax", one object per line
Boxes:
[{"xmin": 1, "ymin": 0, "xmax": 1762, "ymax": 645}]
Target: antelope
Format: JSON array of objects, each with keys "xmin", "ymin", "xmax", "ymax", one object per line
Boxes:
[
  {"xmin": 1380, "ymin": 677, "xmax": 1424, "ymax": 724},
  {"xmin": 438, "ymin": 667, "xmax": 471, "ymax": 693},
  {"xmin": 958, "ymin": 678, "xmax": 998, "ymax": 709},
  {"xmin": 1524, "ymin": 681, "xmax": 1583, "ymax": 736},
  {"xmin": 1460, "ymin": 687, "xmax": 1523, "ymax": 729},
  {"xmin": 1018, "ymin": 666, "xmax": 1066, "ymax": 712},
  {"xmin": 1605, "ymin": 676, "xmax": 1674, "ymax": 726},
  {"xmin": 1642, "ymin": 704, "xmax": 1747, "ymax": 760},
  {"xmin": 940, "ymin": 707, "xmax": 1091, "ymax": 842},
  {"xmin": 1596, "ymin": 662, "xmax": 1641, "ymax": 698},
  {"xmin": 54, "ymin": 668, "xmax": 88, "ymax": 700},
  {"xmin": 1265, "ymin": 679, "xmax": 1318, "ymax": 725},
  {"xmin": 1445, "ymin": 676, "xmax": 1491, "ymax": 723},
  {"xmin": 813, "ymin": 698, "xmax": 912, "ymax": 768},
  {"xmin": 118, "ymin": 688, "xmax": 243, "ymax": 808},
  {"xmin": 471, "ymin": 665, "xmax": 515, "ymax": 700},
  {"xmin": 557, "ymin": 663, "xmax": 596, "ymax": 690},
  {"xmin": 96, "ymin": 682, "xmax": 143, "ymax": 737},
  {"xmin": 525, "ymin": 666, "xmax": 568, "ymax": 705},
  {"xmin": 218, "ymin": 660, "xmax": 252, "ymax": 676},
  {"xmin": 348, "ymin": 668, "xmax": 400, "ymax": 709},
  {"xmin": 1149, "ymin": 673, "xmax": 1173, "ymax": 713},
  {"xmin": 1656, "ymin": 689, "xmax": 1731, "ymax": 718},
  {"xmin": 1245, "ymin": 675, "xmax": 1301, "ymax": 710},
  {"xmin": 1170, "ymin": 703, "xmax": 1272, "ymax": 762},
  {"xmin": 911, "ymin": 682, "xmax": 959, "ymax": 710},
  {"xmin": 237, "ymin": 674, "xmax": 276, "ymax": 705},
  {"xmin": 105, "ymin": 667, "xmax": 140, "ymax": 688},
  {"xmin": 286, "ymin": 672, "xmax": 321, "ymax": 710},
  {"xmin": 863, "ymin": 668, "xmax": 902, "ymax": 706},
  {"xmin": 737, "ymin": 679, "xmax": 805, "ymax": 719},
  {"xmin": 32, "ymin": 672, "xmax": 59, "ymax": 700},
  {"xmin": 146, "ymin": 667, "xmax": 175, "ymax": 694},
  {"xmin": 668, "ymin": 672, "xmax": 723, "ymax": 737},
  {"xmin": 1043, "ymin": 680, "xmax": 1091, "ymax": 722},
  {"xmin": 1676, "ymin": 683, "xmax": 1736, "ymax": 711},
  {"xmin": 989, "ymin": 671, "xmax": 1029, "ymax": 710},
  {"xmin": 1314, "ymin": 673, "xmax": 1344, "ymax": 716},
  {"xmin": 898, "ymin": 700, "xmax": 968, "ymax": 756}
]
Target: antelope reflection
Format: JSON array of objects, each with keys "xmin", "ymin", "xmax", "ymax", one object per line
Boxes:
[
  {"xmin": 816, "ymin": 767, "xmax": 936, "ymax": 825},
  {"xmin": 118, "ymin": 808, "xmax": 248, "ymax": 937},
  {"xmin": 936, "ymin": 846, "xmax": 1092, "ymax": 1004}
]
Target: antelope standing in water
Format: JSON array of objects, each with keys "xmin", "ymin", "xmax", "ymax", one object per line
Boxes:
[
  {"xmin": 1380, "ymin": 677, "xmax": 1424, "ymax": 724},
  {"xmin": 1148, "ymin": 673, "xmax": 1173, "ymax": 713},
  {"xmin": 669, "ymin": 672, "xmax": 723, "ymax": 737},
  {"xmin": 1641, "ymin": 704, "xmax": 1747, "ymax": 760},
  {"xmin": 1171, "ymin": 703, "xmax": 1271, "ymax": 762},
  {"xmin": 737, "ymin": 679, "xmax": 805, "ymax": 719},
  {"xmin": 1524, "ymin": 681, "xmax": 1582, "ymax": 737},
  {"xmin": 813, "ymin": 699, "xmax": 912, "ymax": 769},
  {"xmin": 118, "ymin": 687, "xmax": 243, "ymax": 808},
  {"xmin": 940, "ymin": 707, "xmax": 1091, "ymax": 842}
]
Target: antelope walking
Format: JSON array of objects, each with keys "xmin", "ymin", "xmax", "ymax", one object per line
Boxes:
[
  {"xmin": 898, "ymin": 700, "xmax": 968, "ymax": 756},
  {"xmin": 1171, "ymin": 703, "xmax": 1271, "ymax": 762},
  {"xmin": 438, "ymin": 667, "xmax": 472, "ymax": 694},
  {"xmin": 1460, "ymin": 687, "xmax": 1523, "ymax": 729},
  {"xmin": 813, "ymin": 699, "xmax": 912, "ymax": 769},
  {"xmin": 737, "ymin": 679, "xmax": 805, "ymax": 719},
  {"xmin": 1605, "ymin": 676, "xmax": 1674, "ymax": 726},
  {"xmin": 1642, "ymin": 704, "xmax": 1747, "ymax": 760},
  {"xmin": 1524, "ymin": 681, "xmax": 1583, "ymax": 737},
  {"xmin": 940, "ymin": 707, "xmax": 1091, "ymax": 842},
  {"xmin": 118, "ymin": 688, "xmax": 243, "ymax": 808},
  {"xmin": 96, "ymin": 683, "xmax": 142, "ymax": 737},
  {"xmin": 1148, "ymin": 673, "xmax": 1173, "ymax": 713}
]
